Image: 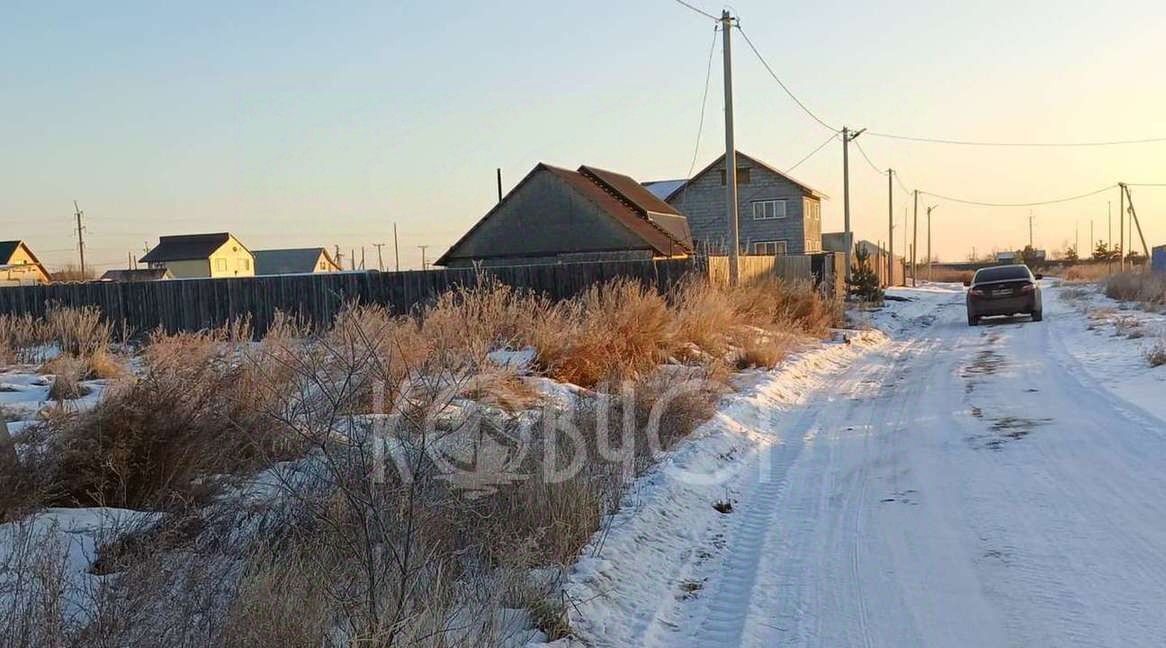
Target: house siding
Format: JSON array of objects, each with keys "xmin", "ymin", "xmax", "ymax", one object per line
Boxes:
[
  {"xmin": 440, "ymin": 168, "xmax": 654, "ymax": 265},
  {"xmin": 668, "ymin": 156, "xmax": 821, "ymax": 256},
  {"xmin": 208, "ymin": 236, "xmax": 255, "ymax": 278}
]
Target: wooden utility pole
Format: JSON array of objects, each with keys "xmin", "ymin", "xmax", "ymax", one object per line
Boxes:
[
  {"xmin": 1028, "ymin": 210, "xmax": 1034, "ymax": 249},
  {"xmin": 417, "ymin": 245, "xmax": 429, "ymax": 270},
  {"xmin": 496, "ymin": 168, "xmax": 503, "ymax": 203},
  {"xmin": 912, "ymin": 190, "xmax": 919, "ymax": 287},
  {"xmin": 841, "ymin": 126, "xmax": 865, "ymax": 282},
  {"xmin": 335, "ymin": 245, "xmax": 344, "ymax": 270},
  {"xmin": 887, "ymin": 169, "xmax": 894, "ymax": 288},
  {"xmin": 1121, "ymin": 183, "xmax": 1151, "ymax": 259},
  {"xmin": 721, "ymin": 10, "xmax": 740, "ymax": 287},
  {"xmin": 926, "ymin": 205, "xmax": 937, "ymax": 282},
  {"xmin": 373, "ymin": 243, "xmax": 386, "ymax": 271},
  {"xmin": 1119, "ymin": 187, "xmax": 1126, "ymax": 271},
  {"xmin": 393, "ymin": 223, "xmax": 400, "ymax": 272},
  {"xmin": 73, "ymin": 201, "xmax": 86, "ymax": 276},
  {"xmin": 360, "ymin": 247, "xmax": 366, "ymax": 271}
]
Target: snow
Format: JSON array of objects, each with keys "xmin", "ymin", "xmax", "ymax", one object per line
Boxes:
[{"xmin": 551, "ymin": 281, "xmax": 1166, "ymax": 647}]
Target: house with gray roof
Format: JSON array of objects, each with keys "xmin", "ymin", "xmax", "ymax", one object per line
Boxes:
[
  {"xmin": 140, "ymin": 232, "xmax": 254, "ymax": 279},
  {"xmin": 435, "ymin": 163, "xmax": 693, "ymax": 268},
  {"xmin": 253, "ymin": 248, "xmax": 341, "ymax": 276},
  {"xmin": 646, "ymin": 151, "xmax": 827, "ymax": 256}
]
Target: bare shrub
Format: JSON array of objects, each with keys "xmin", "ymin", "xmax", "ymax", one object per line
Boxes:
[
  {"xmin": 44, "ymin": 356, "xmax": 90, "ymax": 401},
  {"xmin": 927, "ymin": 267, "xmax": 974, "ymax": 284},
  {"xmin": 1148, "ymin": 339, "xmax": 1166, "ymax": 368},
  {"xmin": 731, "ymin": 277, "xmax": 841, "ymax": 336},
  {"xmin": 43, "ymin": 306, "xmax": 112, "ymax": 358},
  {"xmin": 1106, "ymin": 271, "xmax": 1166, "ymax": 306},
  {"xmin": 736, "ymin": 330, "xmax": 797, "ymax": 370},
  {"xmin": 45, "ymin": 329, "xmax": 299, "ymax": 509},
  {"xmin": 668, "ymin": 276, "xmax": 737, "ymax": 357}
]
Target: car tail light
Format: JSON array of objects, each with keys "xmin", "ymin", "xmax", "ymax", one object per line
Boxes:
[
  {"xmin": 970, "ymin": 288, "xmax": 985, "ymax": 297},
  {"xmin": 1020, "ymin": 283, "xmax": 1035, "ymax": 293}
]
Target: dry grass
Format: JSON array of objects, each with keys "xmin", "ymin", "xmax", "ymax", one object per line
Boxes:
[
  {"xmin": 1105, "ymin": 271, "xmax": 1166, "ymax": 306},
  {"xmin": 927, "ymin": 267, "xmax": 974, "ymax": 284},
  {"xmin": 736, "ymin": 330, "xmax": 797, "ymax": 370},
  {"xmin": 1064, "ymin": 263, "xmax": 1115, "ymax": 283},
  {"xmin": 1148, "ymin": 338, "xmax": 1166, "ymax": 368},
  {"xmin": 44, "ymin": 356, "xmax": 90, "ymax": 401}
]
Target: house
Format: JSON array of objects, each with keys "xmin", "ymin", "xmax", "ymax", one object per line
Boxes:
[
  {"xmin": 823, "ymin": 233, "xmax": 905, "ymax": 286},
  {"xmin": 99, "ymin": 268, "xmax": 173, "ymax": 282},
  {"xmin": 139, "ymin": 232, "xmax": 255, "ymax": 279},
  {"xmin": 995, "ymin": 251, "xmax": 1018, "ymax": 263},
  {"xmin": 645, "ymin": 151, "xmax": 827, "ymax": 256},
  {"xmin": 0, "ymin": 240, "xmax": 50, "ymax": 286},
  {"xmin": 435, "ymin": 163, "xmax": 693, "ymax": 268},
  {"xmin": 253, "ymin": 248, "xmax": 342, "ymax": 276}
]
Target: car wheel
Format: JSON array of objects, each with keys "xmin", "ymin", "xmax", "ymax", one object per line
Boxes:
[
  {"xmin": 968, "ymin": 314, "xmax": 979, "ymax": 327},
  {"xmin": 1032, "ymin": 310, "xmax": 1043, "ymax": 322}
]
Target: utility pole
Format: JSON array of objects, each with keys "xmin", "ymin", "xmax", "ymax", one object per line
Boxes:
[
  {"xmin": 841, "ymin": 126, "xmax": 866, "ymax": 282},
  {"xmin": 926, "ymin": 205, "xmax": 937, "ymax": 282},
  {"xmin": 1028, "ymin": 210, "xmax": 1034, "ymax": 249},
  {"xmin": 393, "ymin": 223, "xmax": 400, "ymax": 272},
  {"xmin": 417, "ymin": 245, "xmax": 429, "ymax": 270},
  {"xmin": 361, "ymin": 247, "xmax": 366, "ymax": 271},
  {"xmin": 1108, "ymin": 202, "xmax": 1113, "ymax": 274},
  {"xmin": 1075, "ymin": 221, "xmax": 1079, "ymax": 258},
  {"xmin": 912, "ymin": 190, "xmax": 919, "ymax": 287},
  {"xmin": 721, "ymin": 10, "xmax": 740, "ymax": 287},
  {"xmin": 1119, "ymin": 186, "xmax": 1126, "ymax": 271},
  {"xmin": 373, "ymin": 243, "xmax": 386, "ymax": 271},
  {"xmin": 887, "ymin": 169, "xmax": 894, "ymax": 288},
  {"xmin": 73, "ymin": 201, "xmax": 86, "ymax": 276},
  {"xmin": 335, "ymin": 245, "xmax": 343, "ymax": 271},
  {"xmin": 1090, "ymin": 220, "xmax": 1094, "ymax": 257},
  {"xmin": 496, "ymin": 168, "xmax": 503, "ymax": 203},
  {"xmin": 350, "ymin": 249, "xmax": 356, "ymax": 271},
  {"xmin": 1122, "ymin": 183, "xmax": 1151, "ymax": 260}
]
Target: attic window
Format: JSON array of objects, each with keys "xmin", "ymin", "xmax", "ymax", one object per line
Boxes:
[{"xmin": 719, "ymin": 167, "xmax": 752, "ymax": 185}]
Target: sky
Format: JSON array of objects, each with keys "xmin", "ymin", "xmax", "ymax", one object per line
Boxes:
[{"xmin": 2, "ymin": 0, "xmax": 1164, "ymax": 272}]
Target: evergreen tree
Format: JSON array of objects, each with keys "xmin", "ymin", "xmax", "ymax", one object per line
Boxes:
[{"xmin": 848, "ymin": 244, "xmax": 884, "ymax": 302}]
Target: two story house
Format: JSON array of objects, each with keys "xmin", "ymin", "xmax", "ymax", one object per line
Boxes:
[
  {"xmin": 140, "ymin": 232, "xmax": 255, "ymax": 279},
  {"xmin": 646, "ymin": 151, "xmax": 827, "ymax": 256}
]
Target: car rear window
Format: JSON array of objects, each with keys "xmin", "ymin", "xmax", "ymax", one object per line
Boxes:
[{"xmin": 974, "ymin": 266, "xmax": 1032, "ymax": 283}]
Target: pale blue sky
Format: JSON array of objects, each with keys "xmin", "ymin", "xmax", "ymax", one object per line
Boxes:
[{"xmin": 2, "ymin": 0, "xmax": 1164, "ymax": 270}]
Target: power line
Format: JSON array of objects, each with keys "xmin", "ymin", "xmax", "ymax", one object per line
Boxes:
[
  {"xmin": 866, "ymin": 131, "xmax": 1166, "ymax": 148},
  {"xmin": 785, "ymin": 133, "xmax": 838, "ymax": 174},
  {"xmin": 920, "ymin": 184, "xmax": 1117, "ymax": 208},
  {"xmin": 677, "ymin": 25, "xmax": 719, "ymax": 211},
  {"xmin": 1125, "ymin": 183, "xmax": 1166, "ymax": 187},
  {"xmin": 852, "ymin": 139, "xmax": 887, "ymax": 177},
  {"xmin": 668, "ymin": 0, "xmax": 719, "ymax": 21},
  {"xmin": 735, "ymin": 24, "xmax": 838, "ymax": 133}
]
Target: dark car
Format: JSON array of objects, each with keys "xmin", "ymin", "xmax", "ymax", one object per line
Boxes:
[{"xmin": 964, "ymin": 264, "xmax": 1043, "ymax": 326}]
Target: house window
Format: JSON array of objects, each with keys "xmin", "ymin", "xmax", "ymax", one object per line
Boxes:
[
  {"xmin": 237, "ymin": 258, "xmax": 249, "ymax": 271},
  {"xmin": 719, "ymin": 167, "xmax": 752, "ymax": 185},
  {"xmin": 753, "ymin": 240, "xmax": 788, "ymax": 256},
  {"xmin": 216, "ymin": 259, "xmax": 227, "ymax": 272},
  {"xmin": 752, "ymin": 200, "xmax": 787, "ymax": 220}
]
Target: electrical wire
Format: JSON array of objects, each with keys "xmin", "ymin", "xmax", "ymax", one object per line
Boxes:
[
  {"xmin": 676, "ymin": 25, "xmax": 719, "ymax": 211},
  {"xmin": 1125, "ymin": 183, "xmax": 1166, "ymax": 187},
  {"xmin": 785, "ymin": 133, "xmax": 838, "ymax": 174},
  {"xmin": 920, "ymin": 184, "xmax": 1117, "ymax": 208},
  {"xmin": 852, "ymin": 139, "xmax": 888, "ymax": 177},
  {"xmin": 866, "ymin": 131, "xmax": 1166, "ymax": 148},
  {"xmin": 669, "ymin": 0, "xmax": 720, "ymax": 21},
  {"xmin": 735, "ymin": 25, "xmax": 839, "ymax": 133}
]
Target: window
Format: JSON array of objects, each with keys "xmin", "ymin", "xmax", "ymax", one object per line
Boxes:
[
  {"xmin": 216, "ymin": 259, "xmax": 227, "ymax": 272},
  {"xmin": 719, "ymin": 167, "xmax": 752, "ymax": 185},
  {"xmin": 752, "ymin": 200, "xmax": 787, "ymax": 220},
  {"xmin": 753, "ymin": 240, "xmax": 788, "ymax": 256},
  {"xmin": 237, "ymin": 258, "xmax": 249, "ymax": 271}
]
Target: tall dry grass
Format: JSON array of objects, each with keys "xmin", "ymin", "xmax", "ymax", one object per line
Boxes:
[
  {"xmin": 1, "ymin": 275, "xmax": 845, "ymax": 645},
  {"xmin": 1105, "ymin": 271, "xmax": 1166, "ymax": 306}
]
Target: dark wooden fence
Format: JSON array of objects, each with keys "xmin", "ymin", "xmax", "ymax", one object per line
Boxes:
[{"xmin": 0, "ymin": 259, "xmax": 698, "ymax": 336}]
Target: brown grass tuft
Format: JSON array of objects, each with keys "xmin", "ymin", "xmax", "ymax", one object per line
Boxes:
[
  {"xmin": 1064, "ymin": 263, "xmax": 1114, "ymax": 283},
  {"xmin": 1148, "ymin": 338, "xmax": 1166, "ymax": 368},
  {"xmin": 1105, "ymin": 271, "xmax": 1166, "ymax": 306}
]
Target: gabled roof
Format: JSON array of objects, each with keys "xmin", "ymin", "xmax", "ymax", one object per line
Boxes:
[
  {"xmin": 643, "ymin": 179, "xmax": 687, "ymax": 201},
  {"xmin": 662, "ymin": 151, "xmax": 830, "ymax": 202},
  {"xmin": 253, "ymin": 248, "xmax": 338, "ymax": 275},
  {"xmin": 0, "ymin": 240, "xmax": 48, "ymax": 276},
  {"xmin": 100, "ymin": 268, "xmax": 172, "ymax": 282},
  {"xmin": 435, "ymin": 163, "xmax": 694, "ymax": 266},
  {"xmin": 140, "ymin": 233, "xmax": 243, "ymax": 263}
]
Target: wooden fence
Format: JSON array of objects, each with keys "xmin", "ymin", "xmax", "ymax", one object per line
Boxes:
[
  {"xmin": 0, "ymin": 258, "xmax": 697, "ymax": 336},
  {"xmin": 706, "ymin": 255, "xmax": 815, "ymax": 287}
]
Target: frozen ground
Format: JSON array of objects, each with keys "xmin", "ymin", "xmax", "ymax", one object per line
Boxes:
[{"xmin": 561, "ymin": 281, "xmax": 1166, "ymax": 647}]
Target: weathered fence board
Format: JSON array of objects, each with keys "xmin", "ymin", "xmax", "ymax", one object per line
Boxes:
[
  {"xmin": 707, "ymin": 255, "xmax": 818, "ymax": 287},
  {"xmin": 0, "ymin": 259, "xmax": 698, "ymax": 336}
]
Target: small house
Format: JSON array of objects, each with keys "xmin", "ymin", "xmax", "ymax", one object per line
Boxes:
[
  {"xmin": 139, "ymin": 233, "xmax": 255, "ymax": 279},
  {"xmin": 253, "ymin": 248, "xmax": 342, "ymax": 276},
  {"xmin": 0, "ymin": 240, "xmax": 50, "ymax": 286},
  {"xmin": 646, "ymin": 151, "xmax": 827, "ymax": 256},
  {"xmin": 436, "ymin": 163, "xmax": 693, "ymax": 268}
]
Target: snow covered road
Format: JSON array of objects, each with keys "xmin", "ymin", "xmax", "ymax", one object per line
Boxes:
[{"xmin": 567, "ymin": 284, "xmax": 1166, "ymax": 647}]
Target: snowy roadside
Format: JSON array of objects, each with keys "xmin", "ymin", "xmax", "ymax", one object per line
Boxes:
[
  {"xmin": 549, "ymin": 327, "xmax": 888, "ymax": 646},
  {"xmin": 1043, "ymin": 281, "xmax": 1166, "ymax": 422}
]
